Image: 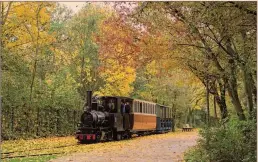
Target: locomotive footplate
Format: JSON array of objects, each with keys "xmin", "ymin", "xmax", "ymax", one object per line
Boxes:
[{"xmin": 76, "ymin": 134, "xmax": 96, "ymax": 140}]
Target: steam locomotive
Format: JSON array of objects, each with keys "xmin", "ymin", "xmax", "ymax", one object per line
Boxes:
[{"xmin": 75, "ymin": 91, "xmax": 174, "ymax": 143}]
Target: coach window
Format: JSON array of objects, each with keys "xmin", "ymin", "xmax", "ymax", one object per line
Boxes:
[
  {"xmin": 137, "ymin": 101, "xmax": 140, "ymax": 112},
  {"xmin": 146, "ymin": 103, "xmax": 147, "ymax": 113},
  {"xmin": 136, "ymin": 101, "xmax": 138, "ymax": 112},
  {"xmin": 135, "ymin": 102, "xmax": 138, "ymax": 113},
  {"xmin": 146, "ymin": 103, "xmax": 149, "ymax": 114},
  {"xmin": 135, "ymin": 101, "xmax": 138, "ymax": 112},
  {"xmin": 142, "ymin": 102, "xmax": 145, "ymax": 113},
  {"xmin": 148, "ymin": 103, "xmax": 150, "ymax": 114},
  {"xmin": 135, "ymin": 101, "xmax": 137, "ymax": 112},
  {"xmin": 145, "ymin": 103, "xmax": 147, "ymax": 113},
  {"xmin": 144, "ymin": 103, "xmax": 146, "ymax": 113},
  {"xmin": 146, "ymin": 103, "xmax": 148, "ymax": 113},
  {"xmin": 146, "ymin": 103, "xmax": 148, "ymax": 114},
  {"xmin": 168, "ymin": 108, "xmax": 169, "ymax": 118},
  {"xmin": 136, "ymin": 102, "xmax": 139, "ymax": 112},
  {"xmin": 136, "ymin": 102, "xmax": 138, "ymax": 113}
]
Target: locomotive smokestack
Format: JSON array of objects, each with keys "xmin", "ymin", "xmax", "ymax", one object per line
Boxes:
[{"xmin": 86, "ymin": 91, "xmax": 92, "ymax": 111}]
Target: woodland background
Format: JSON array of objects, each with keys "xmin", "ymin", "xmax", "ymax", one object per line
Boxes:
[{"xmin": 0, "ymin": 1, "xmax": 256, "ymax": 145}]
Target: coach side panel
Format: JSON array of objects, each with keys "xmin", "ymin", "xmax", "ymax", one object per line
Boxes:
[{"xmin": 130, "ymin": 113, "xmax": 157, "ymax": 131}]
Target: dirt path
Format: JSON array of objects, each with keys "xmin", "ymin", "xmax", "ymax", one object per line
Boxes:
[{"xmin": 50, "ymin": 131, "xmax": 198, "ymax": 162}]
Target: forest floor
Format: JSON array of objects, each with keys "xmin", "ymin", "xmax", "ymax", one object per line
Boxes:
[
  {"xmin": 50, "ymin": 130, "xmax": 199, "ymax": 162},
  {"xmin": 2, "ymin": 130, "xmax": 198, "ymax": 162}
]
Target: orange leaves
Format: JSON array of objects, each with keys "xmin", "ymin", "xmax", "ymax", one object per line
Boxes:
[
  {"xmin": 97, "ymin": 15, "xmax": 141, "ymax": 68},
  {"xmin": 95, "ymin": 14, "xmax": 141, "ymax": 96}
]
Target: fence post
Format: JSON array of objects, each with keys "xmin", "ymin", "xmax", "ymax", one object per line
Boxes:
[
  {"xmin": 11, "ymin": 106, "xmax": 14, "ymax": 132},
  {"xmin": 36, "ymin": 107, "xmax": 39, "ymax": 136},
  {"xmin": 73, "ymin": 110, "xmax": 76, "ymax": 131},
  {"xmin": 0, "ymin": 96, "xmax": 2, "ymax": 159},
  {"xmin": 56, "ymin": 109, "xmax": 59, "ymax": 135}
]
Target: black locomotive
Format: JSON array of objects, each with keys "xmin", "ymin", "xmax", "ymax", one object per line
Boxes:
[{"xmin": 76, "ymin": 91, "xmax": 174, "ymax": 143}]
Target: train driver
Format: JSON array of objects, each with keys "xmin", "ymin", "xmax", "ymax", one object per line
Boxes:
[
  {"xmin": 121, "ymin": 100, "xmax": 126, "ymax": 114},
  {"xmin": 125, "ymin": 102, "xmax": 131, "ymax": 113},
  {"xmin": 108, "ymin": 99, "xmax": 115, "ymax": 112}
]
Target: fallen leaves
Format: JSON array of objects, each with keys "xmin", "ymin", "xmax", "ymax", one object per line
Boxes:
[{"xmin": 1, "ymin": 129, "xmax": 198, "ymax": 161}]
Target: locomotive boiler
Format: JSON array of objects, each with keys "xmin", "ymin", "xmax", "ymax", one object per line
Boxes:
[{"xmin": 75, "ymin": 91, "xmax": 174, "ymax": 143}]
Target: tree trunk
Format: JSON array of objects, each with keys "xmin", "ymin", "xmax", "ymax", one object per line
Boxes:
[
  {"xmin": 206, "ymin": 78, "xmax": 210, "ymax": 125},
  {"xmin": 0, "ymin": 2, "xmax": 3, "ymax": 145},
  {"xmin": 171, "ymin": 103, "xmax": 176, "ymax": 132},
  {"xmin": 240, "ymin": 30, "xmax": 256, "ymax": 114},
  {"xmin": 214, "ymin": 95, "xmax": 217, "ymax": 118},
  {"xmin": 228, "ymin": 59, "xmax": 246, "ymax": 120},
  {"xmin": 80, "ymin": 55, "xmax": 85, "ymax": 98},
  {"xmin": 241, "ymin": 64, "xmax": 254, "ymax": 117},
  {"xmin": 1, "ymin": 1, "xmax": 12, "ymax": 145},
  {"xmin": 217, "ymin": 78, "xmax": 228, "ymax": 119}
]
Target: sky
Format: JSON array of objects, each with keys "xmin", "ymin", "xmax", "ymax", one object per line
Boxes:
[
  {"xmin": 59, "ymin": 2, "xmax": 87, "ymax": 13},
  {"xmin": 58, "ymin": 2, "xmax": 136, "ymax": 14},
  {"xmin": 59, "ymin": 2, "xmax": 114, "ymax": 13}
]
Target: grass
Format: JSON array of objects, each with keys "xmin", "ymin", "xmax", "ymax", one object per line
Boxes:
[{"xmin": 2, "ymin": 155, "xmax": 56, "ymax": 162}]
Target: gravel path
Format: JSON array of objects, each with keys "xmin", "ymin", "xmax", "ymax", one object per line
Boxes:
[{"xmin": 50, "ymin": 131, "xmax": 198, "ymax": 162}]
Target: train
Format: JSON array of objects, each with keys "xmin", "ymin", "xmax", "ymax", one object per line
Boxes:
[{"xmin": 75, "ymin": 91, "xmax": 174, "ymax": 143}]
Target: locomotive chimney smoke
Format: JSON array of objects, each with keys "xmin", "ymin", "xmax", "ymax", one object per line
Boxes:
[{"xmin": 86, "ymin": 91, "xmax": 92, "ymax": 111}]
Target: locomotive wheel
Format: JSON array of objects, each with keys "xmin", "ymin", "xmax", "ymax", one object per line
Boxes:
[
  {"xmin": 79, "ymin": 140, "xmax": 91, "ymax": 144},
  {"xmin": 117, "ymin": 133, "xmax": 122, "ymax": 141},
  {"xmin": 114, "ymin": 133, "xmax": 122, "ymax": 141},
  {"xmin": 95, "ymin": 132, "xmax": 101, "ymax": 143}
]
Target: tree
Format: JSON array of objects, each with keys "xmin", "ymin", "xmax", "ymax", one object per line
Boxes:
[{"xmin": 131, "ymin": 1, "xmax": 256, "ymax": 120}]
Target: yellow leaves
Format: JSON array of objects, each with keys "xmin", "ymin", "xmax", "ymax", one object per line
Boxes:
[
  {"xmin": 97, "ymin": 59, "xmax": 136, "ymax": 96},
  {"xmin": 145, "ymin": 60, "xmax": 157, "ymax": 76},
  {"xmin": 5, "ymin": 2, "xmax": 55, "ymax": 52},
  {"xmin": 46, "ymin": 79, "xmax": 52, "ymax": 85}
]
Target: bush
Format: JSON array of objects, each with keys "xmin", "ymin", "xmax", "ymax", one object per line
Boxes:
[
  {"xmin": 2, "ymin": 106, "xmax": 83, "ymax": 140},
  {"xmin": 184, "ymin": 118, "xmax": 257, "ymax": 162}
]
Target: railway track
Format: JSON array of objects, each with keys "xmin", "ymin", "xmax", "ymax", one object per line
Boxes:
[
  {"xmin": 1, "ymin": 144, "xmax": 78, "ymax": 159},
  {"xmin": 1, "ymin": 133, "xmax": 155, "ymax": 159},
  {"xmin": 1, "ymin": 152, "xmax": 63, "ymax": 159}
]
